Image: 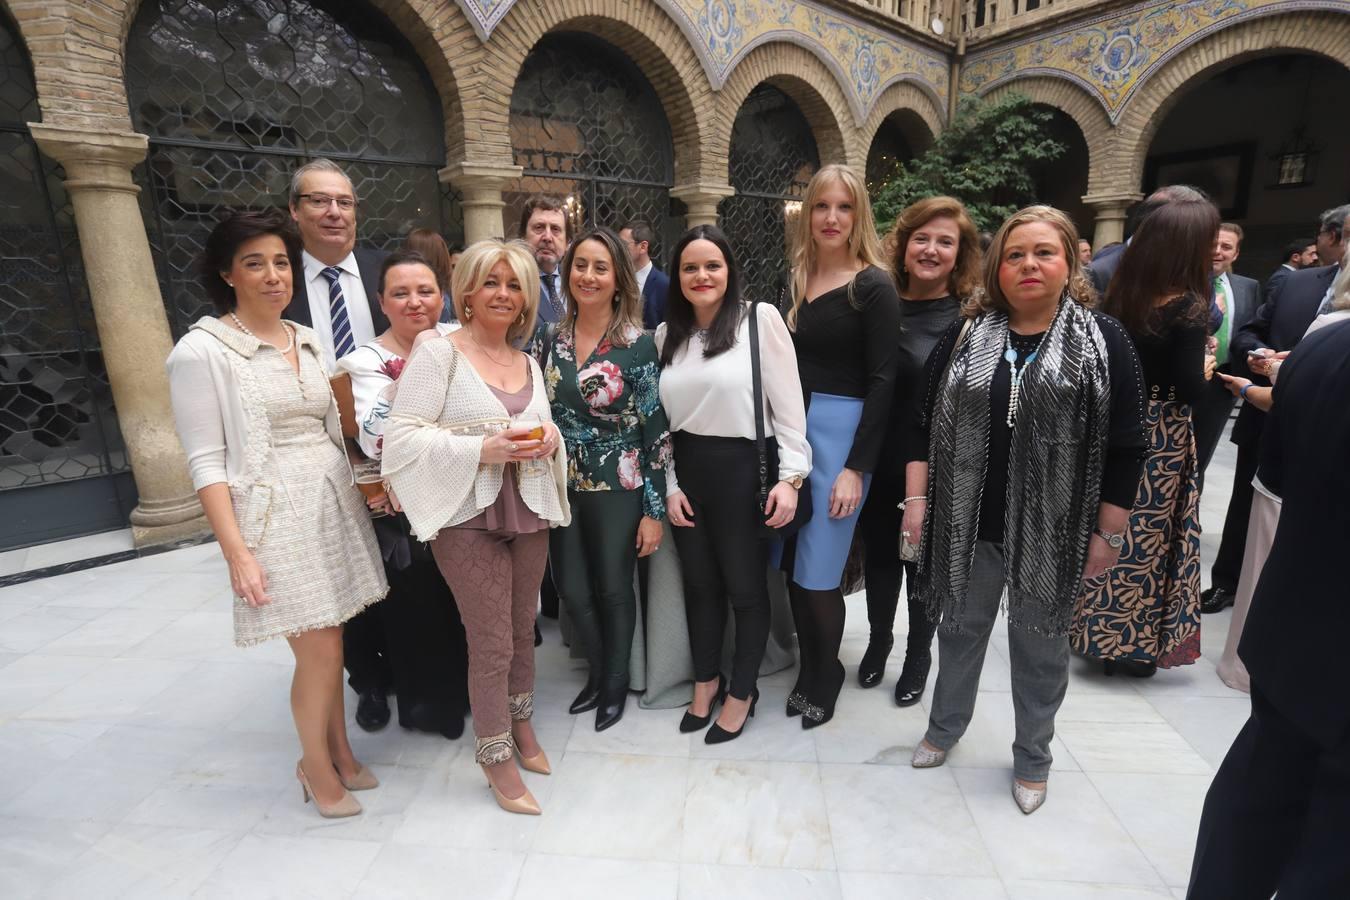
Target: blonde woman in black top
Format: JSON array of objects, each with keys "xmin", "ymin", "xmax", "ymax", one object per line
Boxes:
[{"xmin": 782, "ymin": 164, "xmax": 902, "ymax": 729}]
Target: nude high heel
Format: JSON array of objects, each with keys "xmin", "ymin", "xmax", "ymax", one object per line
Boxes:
[
  {"xmin": 297, "ymin": 762, "xmax": 362, "ymax": 818},
  {"xmin": 517, "ymin": 748, "xmax": 551, "ymax": 775},
  {"xmin": 338, "ymin": 764, "xmax": 379, "ymax": 791},
  {"xmin": 481, "ymin": 765, "xmax": 542, "ymax": 815}
]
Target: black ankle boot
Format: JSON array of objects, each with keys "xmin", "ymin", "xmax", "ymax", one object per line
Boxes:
[
  {"xmin": 705, "ymin": 687, "xmax": 759, "ymax": 745},
  {"xmin": 858, "ymin": 633, "xmax": 894, "ymax": 688},
  {"xmin": 893, "ymin": 650, "xmax": 932, "ymax": 707},
  {"xmin": 801, "ymin": 660, "xmax": 845, "ymax": 730},
  {"xmin": 595, "ymin": 678, "xmax": 629, "ymax": 732},
  {"xmin": 569, "ymin": 670, "xmax": 602, "ymax": 714}
]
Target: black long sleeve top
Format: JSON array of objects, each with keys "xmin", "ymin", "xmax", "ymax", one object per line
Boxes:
[
  {"xmin": 1131, "ymin": 295, "xmax": 1208, "ymax": 406},
  {"xmin": 790, "ymin": 266, "xmax": 903, "ymax": 473},
  {"xmin": 909, "ymin": 310, "xmax": 1148, "ymax": 544}
]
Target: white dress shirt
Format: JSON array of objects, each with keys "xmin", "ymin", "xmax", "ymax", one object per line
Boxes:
[
  {"xmin": 302, "ymin": 249, "xmax": 377, "ymax": 374},
  {"xmin": 635, "ymin": 260, "xmax": 653, "ymax": 296},
  {"xmin": 655, "ymin": 302, "xmax": 811, "ymax": 496}
]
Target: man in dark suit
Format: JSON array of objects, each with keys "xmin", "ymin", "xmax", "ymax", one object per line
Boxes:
[
  {"xmin": 1193, "ymin": 223, "xmax": 1260, "ymax": 486},
  {"xmin": 1203, "ymin": 204, "xmax": 1349, "ymax": 613},
  {"xmin": 1090, "ymin": 184, "xmax": 1213, "ymax": 299},
  {"xmin": 1263, "ymin": 236, "xmax": 1316, "ymax": 302},
  {"xmin": 1186, "ymin": 319, "xmax": 1350, "ymax": 900},
  {"xmin": 284, "ymin": 158, "xmax": 393, "ymax": 732},
  {"xmin": 519, "ymin": 196, "xmax": 571, "ymax": 327},
  {"xmin": 620, "ymin": 219, "xmax": 670, "ymax": 329}
]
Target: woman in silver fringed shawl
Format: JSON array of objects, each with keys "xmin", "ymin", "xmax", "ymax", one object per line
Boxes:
[{"xmin": 902, "ymin": 206, "xmax": 1148, "ymax": 815}]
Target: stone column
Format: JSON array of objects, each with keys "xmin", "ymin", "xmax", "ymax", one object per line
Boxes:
[
  {"xmin": 1082, "ymin": 191, "xmax": 1142, "ymax": 250},
  {"xmin": 670, "ymin": 182, "xmax": 736, "ymax": 228},
  {"xmin": 442, "ymin": 161, "xmax": 523, "ymax": 243},
  {"xmin": 30, "ymin": 123, "xmax": 208, "ymax": 547}
]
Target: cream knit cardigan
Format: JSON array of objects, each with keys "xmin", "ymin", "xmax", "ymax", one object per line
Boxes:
[{"xmin": 382, "ymin": 336, "xmax": 570, "ymax": 541}]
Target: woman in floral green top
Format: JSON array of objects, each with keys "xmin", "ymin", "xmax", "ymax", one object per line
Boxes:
[{"xmin": 545, "ymin": 226, "xmax": 671, "ymax": 731}]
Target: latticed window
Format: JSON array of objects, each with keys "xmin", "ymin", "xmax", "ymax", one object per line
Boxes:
[
  {"xmin": 126, "ymin": 0, "xmax": 462, "ymax": 333},
  {"xmin": 0, "ymin": 11, "xmax": 134, "ymax": 548},
  {"xmin": 508, "ymin": 34, "xmax": 678, "ymax": 265},
  {"xmin": 722, "ymin": 84, "xmax": 820, "ymax": 305}
]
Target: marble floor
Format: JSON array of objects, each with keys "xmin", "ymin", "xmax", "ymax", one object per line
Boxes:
[{"xmin": 0, "ymin": 435, "xmax": 1247, "ymax": 899}]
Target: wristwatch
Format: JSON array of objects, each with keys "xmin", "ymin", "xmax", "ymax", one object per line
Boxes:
[
  {"xmin": 783, "ymin": 474, "xmax": 804, "ymax": 490},
  {"xmin": 1093, "ymin": 527, "xmax": 1125, "ymax": 550}
]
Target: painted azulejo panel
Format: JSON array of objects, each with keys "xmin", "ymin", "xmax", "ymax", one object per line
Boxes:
[
  {"xmin": 959, "ymin": 0, "xmax": 1350, "ymax": 122},
  {"xmin": 455, "ymin": 0, "xmax": 950, "ymax": 125}
]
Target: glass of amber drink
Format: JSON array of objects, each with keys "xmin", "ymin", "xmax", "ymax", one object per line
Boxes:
[{"xmin": 353, "ymin": 460, "xmax": 390, "ymax": 517}]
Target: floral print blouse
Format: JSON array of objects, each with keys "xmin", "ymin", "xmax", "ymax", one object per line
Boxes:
[{"xmin": 545, "ymin": 324, "xmax": 671, "ymax": 520}]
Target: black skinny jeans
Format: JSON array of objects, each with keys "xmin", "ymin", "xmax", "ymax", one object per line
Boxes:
[
  {"xmin": 670, "ymin": 432, "xmax": 771, "ymax": 700},
  {"xmin": 550, "ymin": 489, "xmax": 643, "ymax": 684}
]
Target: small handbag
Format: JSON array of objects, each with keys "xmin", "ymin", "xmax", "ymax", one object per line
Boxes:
[{"xmin": 748, "ymin": 303, "xmax": 813, "ymax": 540}]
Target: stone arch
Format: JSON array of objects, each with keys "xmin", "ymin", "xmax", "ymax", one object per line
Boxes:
[
  {"xmin": 476, "ymin": 0, "xmax": 714, "ymax": 185},
  {"xmin": 859, "ymin": 80, "xmax": 942, "ymax": 182},
  {"xmin": 981, "ymin": 76, "xmax": 1115, "ymax": 195},
  {"xmin": 718, "ymin": 41, "xmax": 853, "ymax": 175},
  {"xmin": 1110, "ymin": 9, "xmax": 1350, "ymax": 195},
  {"xmin": 7, "ymin": 0, "xmax": 471, "ymax": 164}
]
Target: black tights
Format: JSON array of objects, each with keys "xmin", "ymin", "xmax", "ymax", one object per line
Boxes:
[{"xmin": 789, "ymin": 581, "xmax": 846, "ymax": 693}]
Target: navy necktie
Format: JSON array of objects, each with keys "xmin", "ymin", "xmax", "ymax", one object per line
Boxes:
[{"xmin": 321, "ymin": 266, "xmax": 355, "ymax": 358}]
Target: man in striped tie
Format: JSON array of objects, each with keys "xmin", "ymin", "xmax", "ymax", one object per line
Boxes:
[{"xmin": 285, "ymin": 157, "xmax": 394, "ymax": 732}]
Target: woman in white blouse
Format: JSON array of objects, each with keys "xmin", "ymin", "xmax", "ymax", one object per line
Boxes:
[
  {"xmin": 382, "ymin": 239, "xmax": 570, "ymax": 816},
  {"xmin": 165, "ymin": 209, "xmax": 386, "ymax": 819},
  {"xmin": 657, "ymin": 225, "xmax": 811, "ymax": 744},
  {"xmin": 337, "ymin": 249, "xmax": 468, "ymax": 740}
]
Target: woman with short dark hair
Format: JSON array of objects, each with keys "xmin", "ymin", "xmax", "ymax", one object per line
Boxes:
[
  {"xmin": 166, "ymin": 208, "xmax": 388, "ymax": 819},
  {"xmin": 1071, "ymin": 197, "xmax": 1215, "ymax": 677}
]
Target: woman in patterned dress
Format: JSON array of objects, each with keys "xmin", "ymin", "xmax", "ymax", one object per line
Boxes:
[
  {"xmin": 545, "ymin": 226, "xmax": 671, "ymax": 731},
  {"xmin": 1071, "ymin": 197, "xmax": 1215, "ymax": 676},
  {"xmin": 166, "ymin": 209, "xmax": 388, "ymax": 819}
]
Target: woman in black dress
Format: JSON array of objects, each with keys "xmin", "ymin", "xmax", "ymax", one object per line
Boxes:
[{"xmin": 857, "ymin": 196, "xmax": 983, "ymax": 707}]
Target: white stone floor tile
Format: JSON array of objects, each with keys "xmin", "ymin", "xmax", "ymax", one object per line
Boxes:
[
  {"xmin": 678, "ymin": 863, "xmax": 842, "ymax": 900},
  {"xmin": 515, "ymin": 854, "xmax": 678, "ymax": 900},
  {"xmin": 0, "ymin": 433, "xmax": 1270, "ymax": 897},
  {"xmin": 953, "ymin": 768, "xmax": 1163, "ymax": 887}
]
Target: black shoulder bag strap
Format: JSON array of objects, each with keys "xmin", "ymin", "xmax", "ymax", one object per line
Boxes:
[{"xmin": 747, "ymin": 302, "xmax": 770, "ymax": 514}]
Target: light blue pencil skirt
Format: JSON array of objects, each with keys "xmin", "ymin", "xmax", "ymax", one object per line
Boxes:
[{"xmin": 783, "ymin": 392, "xmax": 871, "ymax": 590}]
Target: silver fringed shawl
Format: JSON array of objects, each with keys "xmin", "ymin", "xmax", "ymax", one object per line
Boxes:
[{"xmin": 919, "ymin": 298, "xmax": 1111, "ymax": 636}]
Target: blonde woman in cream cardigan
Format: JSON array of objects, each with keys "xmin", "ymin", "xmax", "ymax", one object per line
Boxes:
[{"xmin": 383, "ymin": 239, "xmax": 570, "ymax": 816}]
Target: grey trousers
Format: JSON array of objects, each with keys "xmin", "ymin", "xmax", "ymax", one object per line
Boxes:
[{"xmin": 924, "ymin": 541, "xmax": 1070, "ymax": 781}]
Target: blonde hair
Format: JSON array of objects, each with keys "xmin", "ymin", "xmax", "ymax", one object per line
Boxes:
[
  {"xmin": 970, "ymin": 205, "xmax": 1094, "ymax": 319},
  {"xmin": 451, "ymin": 239, "xmax": 540, "ymax": 347},
  {"xmin": 786, "ymin": 164, "xmax": 888, "ymax": 330},
  {"xmin": 560, "ymin": 227, "xmax": 645, "ymax": 347},
  {"xmin": 883, "ymin": 195, "xmax": 983, "ymax": 301}
]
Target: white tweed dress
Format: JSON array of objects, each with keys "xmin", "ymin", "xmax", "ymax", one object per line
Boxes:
[{"xmin": 231, "ymin": 344, "xmax": 387, "ymax": 645}]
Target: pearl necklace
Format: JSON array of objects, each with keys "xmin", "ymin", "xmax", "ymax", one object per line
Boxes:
[
  {"xmin": 230, "ymin": 312, "xmax": 294, "ymax": 353},
  {"xmin": 1004, "ymin": 332, "xmax": 1043, "ymax": 427}
]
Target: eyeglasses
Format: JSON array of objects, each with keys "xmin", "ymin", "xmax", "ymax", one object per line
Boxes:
[{"xmin": 298, "ymin": 193, "xmax": 356, "ymax": 211}]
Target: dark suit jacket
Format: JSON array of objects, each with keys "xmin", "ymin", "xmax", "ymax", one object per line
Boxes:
[
  {"xmin": 1089, "ymin": 242, "xmax": 1126, "ymax": 297},
  {"xmin": 1262, "ymin": 264, "xmax": 1295, "ymax": 303},
  {"xmin": 1220, "ymin": 273, "xmax": 1260, "ymax": 372},
  {"xmin": 1229, "ymin": 264, "xmax": 1336, "ymax": 446},
  {"xmin": 283, "ymin": 245, "xmax": 390, "ymax": 335},
  {"xmin": 641, "ymin": 266, "xmax": 670, "ymax": 330},
  {"xmin": 1241, "ymin": 319, "xmax": 1350, "ymax": 748}
]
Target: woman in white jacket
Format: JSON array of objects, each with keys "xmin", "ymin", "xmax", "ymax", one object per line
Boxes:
[{"xmin": 165, "ymin": 209, "xmax": 387, "ymax": 819}]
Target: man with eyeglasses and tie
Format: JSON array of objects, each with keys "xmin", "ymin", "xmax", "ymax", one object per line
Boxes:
[{"xmin": 284, "ymin": 157, "xmax": 394, "ymax": 732}]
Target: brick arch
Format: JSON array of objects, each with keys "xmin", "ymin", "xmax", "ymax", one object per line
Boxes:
[
  {"xmin": 1109, "ymin": 9, "xmax": 1350, "ymax": 195},
  {"xmin": 859, "ymin": 80, "xmax": 942, "ymax": 167},
  {"xmin": 980, "ymin": 76, "xmax": 1115, "ymax": 195},
  {"xmin": 718, "ymin": 41, "xmax": 853, "ymax": 176},
  {"xmin": 6, "ymin": 0, "xmax": 471, "ymax": 164},
  {"xmin": 474, "ymin": 0, "xmax": 714, "ymax": 184}
]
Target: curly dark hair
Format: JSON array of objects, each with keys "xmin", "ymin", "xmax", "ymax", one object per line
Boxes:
[{"xmin": 198, "ymin": 208, "xmax": 302, "ymax": 314}]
